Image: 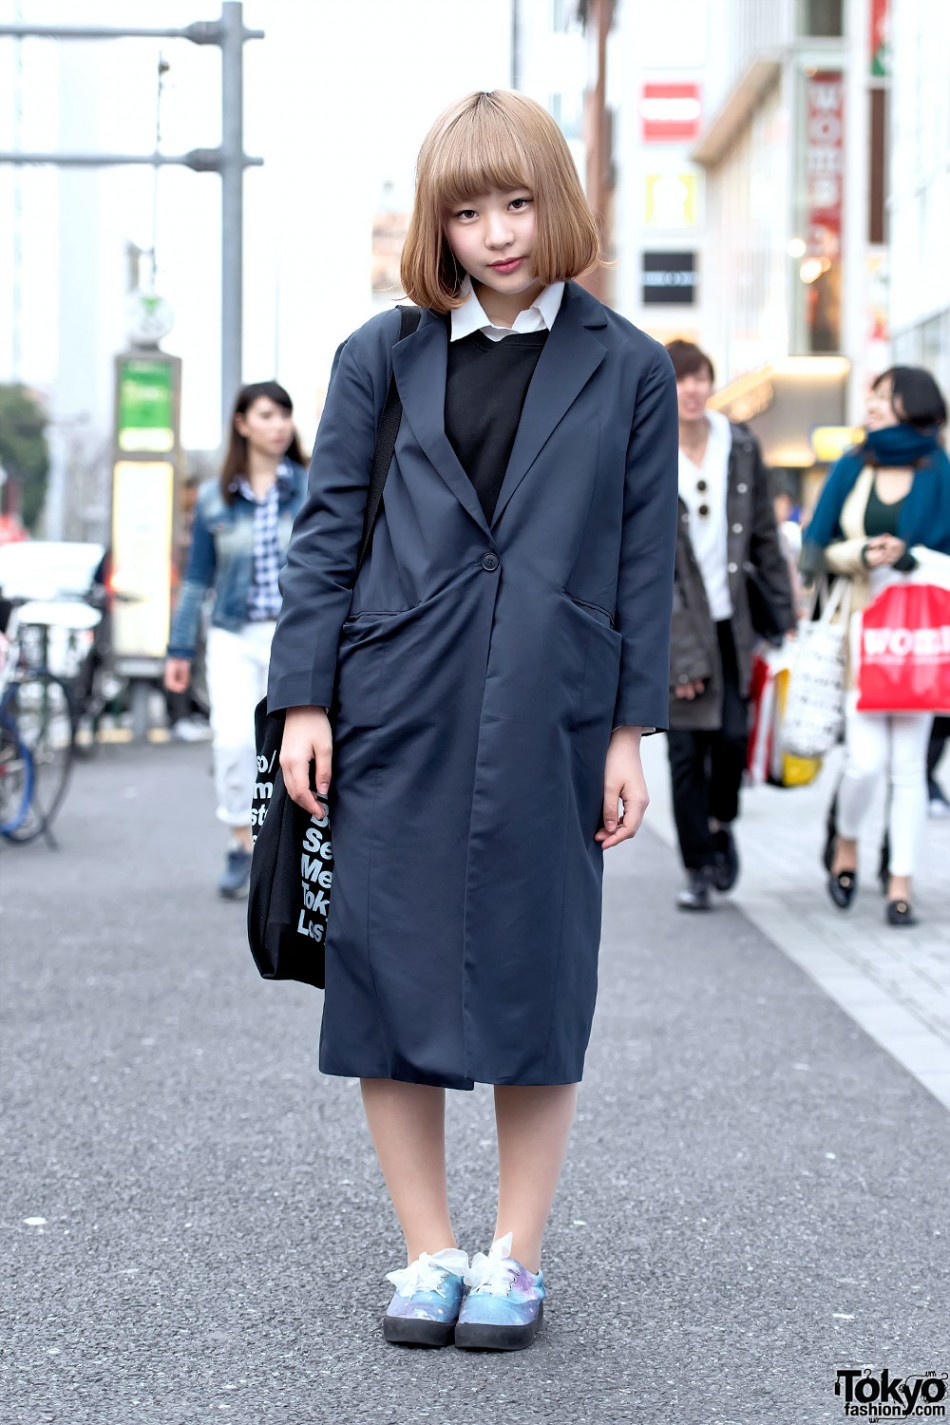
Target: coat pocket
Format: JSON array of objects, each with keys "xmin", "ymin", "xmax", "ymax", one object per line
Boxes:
[
  {"xmin": 558, "ymin": 590, "xmax": 622, "ymax": 729},
  {"xmin": 562, "ymin": 590, "xmax": 616, "ymax": 629}
]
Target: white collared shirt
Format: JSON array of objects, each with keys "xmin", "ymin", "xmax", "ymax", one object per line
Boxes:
[
  {"xmin": 450, "ymin": 277, "xmax": 565, "ymax": 343},
  {"xmin": 678, "ymin": 408, "xmax": 734, "ymax": 621}
]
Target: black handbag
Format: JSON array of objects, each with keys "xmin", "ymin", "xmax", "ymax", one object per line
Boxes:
[{"xmin": 246, "ymin": 305, "xmax": 421, "ymax": 988}]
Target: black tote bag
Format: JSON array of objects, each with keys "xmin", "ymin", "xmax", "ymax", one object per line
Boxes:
[{"xmin": 247, "ymin": 305, "xmax": 421, "ymax": 989}]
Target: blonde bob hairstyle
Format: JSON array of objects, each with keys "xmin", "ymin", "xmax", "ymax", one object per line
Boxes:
[{"xmin": 400, "ymin": 90, "xmax": 601, "ymax": 314}]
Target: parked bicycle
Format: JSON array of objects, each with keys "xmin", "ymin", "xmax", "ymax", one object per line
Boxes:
[{"xmin": 0, "ymin": 597, "xmax": 77, "ymax": 846}]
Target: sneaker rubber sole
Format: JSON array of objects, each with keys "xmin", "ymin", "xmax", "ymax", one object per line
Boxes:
[
  {"xmin": 454, "ymin": 1303, "xmax": 543, "ymax": 1352},
  {"xmin": 382, "ymin": 1314, "xmax": 455, "ymax": 1348}
]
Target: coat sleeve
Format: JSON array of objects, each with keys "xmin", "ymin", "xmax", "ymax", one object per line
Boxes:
[
  {"xmin": 266, "ymin": 334, "xmax": 383, "ymax": 713},
  {"xmin": 747, "ymin": 435, "xmax": 796, "ymax": 631},
  {"xmin": 614, "ymin": 345, "xmax": 680, "ymax": 730},
  {"xmin": 823, "ymin": 537, "xmax": 868, "ymax": 577}
]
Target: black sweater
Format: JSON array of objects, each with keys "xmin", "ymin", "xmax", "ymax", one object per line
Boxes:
[{"xmin": 444, "ymin": 330, "xmax": 548, "ymax": 522}]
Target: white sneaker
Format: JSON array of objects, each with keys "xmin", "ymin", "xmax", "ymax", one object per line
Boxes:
[
  {"xmin": 929, "ymin": 795, "xmax": 950, "ymax": 819},
  {"xmin": 171, "ymin": 717, "xmax": 213, "ymax": 743}
]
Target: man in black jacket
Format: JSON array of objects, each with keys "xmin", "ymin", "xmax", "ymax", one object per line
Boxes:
[{"xmin": 665, "ymin": 340, "xmax": 795, "ymax": 910}]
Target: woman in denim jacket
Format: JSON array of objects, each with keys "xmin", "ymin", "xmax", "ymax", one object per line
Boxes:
[{"xmin": 165, "ymin": 381, "xmax": 308, "ymax": 897}]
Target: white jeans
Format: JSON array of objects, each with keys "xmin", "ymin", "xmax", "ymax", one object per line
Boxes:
[
  {"xmin": 837, "ymin": 690, "xmax": 933, "ymax": 877},
  {"xmin": 205, "ymin": 622, "xmax": 275, "ymax": 828}
]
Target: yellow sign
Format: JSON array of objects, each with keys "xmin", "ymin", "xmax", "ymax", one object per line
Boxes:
[
  {"xmin": 645, "ymin": 173, "xmax": 698, "ymax": 228},
  {"xmin": 811, "ymin": 426, "xmax": 864, "ymax": 462}
]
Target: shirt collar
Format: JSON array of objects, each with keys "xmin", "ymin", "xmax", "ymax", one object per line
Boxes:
[
  {"xmin": 230, "ymin": 459, "xmax": 294, "ymax": 500},
  {"xmin": 449, "ymin": 277, "xmax": 565, "ymax": 342}
]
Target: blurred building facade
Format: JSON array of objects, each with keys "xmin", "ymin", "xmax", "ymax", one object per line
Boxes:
[
  {"xmin": 888, "ymin": 0, "xmax": 950, "ymax": 397},
  {"xmin": 581, "ymin": 0, "xmax": 922, "ymax": 505}
]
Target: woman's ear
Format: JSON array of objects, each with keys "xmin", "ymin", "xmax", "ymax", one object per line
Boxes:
[{"xmin": 234, "ymin": 414, "xmax": 248, "ymax": 439}]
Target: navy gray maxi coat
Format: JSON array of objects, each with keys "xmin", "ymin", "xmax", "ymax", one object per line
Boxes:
[{"xmin": 267, "ymin": 281, "xmax": 679, "ymax": 1090}]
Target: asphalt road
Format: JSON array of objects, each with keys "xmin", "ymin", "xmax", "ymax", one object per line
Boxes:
[{"xmin": 2, "ymin": 740, "xmax": 949, "ymax": 1425}]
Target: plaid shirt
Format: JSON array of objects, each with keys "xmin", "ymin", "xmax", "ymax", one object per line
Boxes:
[{"xmin": 235, "ymin": 461, "xmax": 293, "ymax": 621}]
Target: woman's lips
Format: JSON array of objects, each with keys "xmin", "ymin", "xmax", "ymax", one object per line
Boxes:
[{"xmin": 489, "ymin": 257, "xmax": 523, "ymax": 275}]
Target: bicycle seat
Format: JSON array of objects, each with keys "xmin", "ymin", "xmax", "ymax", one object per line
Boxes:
[{"xmin": 17, "ymin": 599, "xmax": 102, "ymax": 632}]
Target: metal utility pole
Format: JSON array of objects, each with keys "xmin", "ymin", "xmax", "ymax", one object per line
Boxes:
[{"xmin": 0, "ymin": 2, "xmax": 264, "ymax": 434}]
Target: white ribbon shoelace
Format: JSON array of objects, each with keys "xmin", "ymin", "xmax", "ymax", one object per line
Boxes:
[
  {"xmin": 464, "ymin": 1232, "xmax": 518, "ymax": 1294},
  {"xmin": 385, "ymin": 1248, "xmax": 469, "ymax": 1298}
]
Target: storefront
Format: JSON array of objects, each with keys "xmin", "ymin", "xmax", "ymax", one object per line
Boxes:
[{"xmin": 709, "ymin": 355, "xmax": 852, "ymax": 510}]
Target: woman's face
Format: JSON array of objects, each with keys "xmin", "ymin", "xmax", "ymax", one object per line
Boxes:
[
  {"xmin": 443, "ymin": 187, "xmax": 540, "ymax": 298},
  {"xmin": 235, "ymin": 397, "xmax": 294, "ymax": 459},
  {"xmin": 866, "ymin": 376, "xmax": 902, "ymax": 431}
]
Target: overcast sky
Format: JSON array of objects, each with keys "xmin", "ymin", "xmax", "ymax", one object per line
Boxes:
[{"xmin": 0, "ymin": 0, "xmax": 513, "ymax": 446}]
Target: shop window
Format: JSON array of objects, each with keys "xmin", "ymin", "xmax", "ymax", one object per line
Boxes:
[{"xmin": 798, "ymin": 0, "xmax": 844, "ymax": 36}]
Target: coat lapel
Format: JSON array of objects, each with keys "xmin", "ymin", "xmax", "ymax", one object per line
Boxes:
[
  {"xmin": 490, "ymin": 283, "xmax": 607, "ymax": 528},
  {"xmin": 392, "ymin": 312, "xmax": 491, "ymax": 537}
]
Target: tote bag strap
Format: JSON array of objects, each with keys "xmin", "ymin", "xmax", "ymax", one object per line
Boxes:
[
  {"xmin": 807, "ymin": 573, "xmax": 852, "ymax": 627},
  {"xmin": 356, "ymin": 304, "xmax": 423, "ymax": 574}
]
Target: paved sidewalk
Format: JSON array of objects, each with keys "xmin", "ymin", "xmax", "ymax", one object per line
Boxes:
[
  {"xmin": 640, "ymin": 734, "xmax": 950, "ymax": 1110},
  {"xmin": 3, "ymin": 742, "xmax": 950, "ymax": 1424}
]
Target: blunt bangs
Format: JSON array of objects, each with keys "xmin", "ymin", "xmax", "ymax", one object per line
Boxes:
[
  {"xmin": 434, "ymin": 104, "xmax": 534, "ymax": 212},
  {"xmin": 401, "ymin": 90, "xmax": 601, "ymax": 314}
]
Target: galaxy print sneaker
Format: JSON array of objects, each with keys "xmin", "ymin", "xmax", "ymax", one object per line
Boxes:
[
  {"xmin": 454, "ymin": 1232, "xmax": 546, "ymax": 1351},
  {"xmin": 382, "ymin": 1247, "xmax": 469, "ymax": 1347}
]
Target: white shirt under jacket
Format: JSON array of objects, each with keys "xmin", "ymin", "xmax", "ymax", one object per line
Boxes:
[
  {"xmin": 678, "ymin": 407, "xmax": 734, "ymax": 622},
  {"xmin": 450, "ymin": 278, "xmax": 565, "ymax": 343}
]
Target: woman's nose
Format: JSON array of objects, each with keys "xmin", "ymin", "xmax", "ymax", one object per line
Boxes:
[{"xmin": 486, "ymin": 215, "xmax": 513, "ymax": 247}]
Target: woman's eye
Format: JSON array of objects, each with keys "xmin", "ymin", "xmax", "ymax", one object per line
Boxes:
[
  {"xmin": 510, "ymin": 197, "xmax": 533, "ymax": 211},
  {"xmin": 454, "ymin": 208, "xmax": 477, "ymax": 221}
]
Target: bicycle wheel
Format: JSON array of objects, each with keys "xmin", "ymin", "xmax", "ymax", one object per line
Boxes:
[
  {"xmin": 0, "ymin": 711, "xmax": 37, "ymax": 841},
  {"xmin": 12, "ymin": 672, "xmax": 76, "ymax": 834}
]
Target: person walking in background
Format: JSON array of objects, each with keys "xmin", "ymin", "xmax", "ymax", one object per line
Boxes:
[
  {"xmin": 664, "ymin": 339, "xmax": 795, "ymax": 911},
  {"xmin": 267, "ymin": 90, "xmax": 678, "ymax": 1351},
  {"xmin": 165, "ymin": 381, "xmax": 308, "ymax": 899},
  {"xmin": 802, "ymin": 366, "xmax": 950, "ymax": 927},
  {"xmin": 166, "ymin": 473, "xmax": 212, "ymax": 743}
]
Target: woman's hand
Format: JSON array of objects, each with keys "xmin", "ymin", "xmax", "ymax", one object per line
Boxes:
[
  {"xmin": 674, "ymin": 678, "xmax": 705, "ymax": 701},
  {"xmin": 164, "ymin": 657, "xmax": 191, "ymax": 693},
  {"xmin": 595, "ymin": 727, "xmax": 649, "ymax": 851},
  {"xmin": 280, "ymin": 706, "xmax": 333, "ymax": 817},
  {"xmin": 864, "ymin": 534, "xmax": 907, "ymax": 567}
]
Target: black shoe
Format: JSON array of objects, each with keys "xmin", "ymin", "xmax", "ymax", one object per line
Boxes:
[
  {"xmin": 886, "ymin": 899, "xmax": 917, "ymax": 927},
  {"xmin": 677, "ymin": 869, "xmax": 712, "ymax": 911},
  {"xmin": 827, "ymin": 869, "xmax": 857, "ymax": 910},
  {"xmin": 709, "ymin": 827, "xmax": 739, "ymax": 892}
]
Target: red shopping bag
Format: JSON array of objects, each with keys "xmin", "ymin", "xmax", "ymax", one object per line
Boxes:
[{"xmin": 857, "ymin": 582, "xmax": 950, "ymax": 712}]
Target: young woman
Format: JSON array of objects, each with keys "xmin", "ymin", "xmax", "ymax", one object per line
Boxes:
[
  {"xmin": 267, "ymin": 90, "xmax": 678, "ymax": 1350},
  {"xmin": 165, "ymin": 381, "xmax": 308, "ymax": 898},
  {"xmin": 803, "ymin": 366, "xmax": 950, "ymax": 926}
]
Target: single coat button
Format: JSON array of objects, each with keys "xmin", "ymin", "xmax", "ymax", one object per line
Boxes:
[
  {"xmin": 732, "ymin": 522, "xmax": 743, "ymax": 534},
  {"xmin": 737, "ymin": 483, "xmax": 748, "ymax": 494},
  {"xmin": 727, "ymin": 561, "xmax": 738, "ymax": 574},
  {"xmin": 481, "ymin": 551, "xmax": 500, "ymax": 572}
]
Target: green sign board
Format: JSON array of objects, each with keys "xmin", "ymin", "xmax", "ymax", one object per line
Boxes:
[{"xmin": 116, "ymin": 357, "xmax": 176, "ymax": 453}]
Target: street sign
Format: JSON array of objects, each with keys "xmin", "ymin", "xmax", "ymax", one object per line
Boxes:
[
  {"xmin": 645, "ymin": 173, "xmax": 698, "ymax": 228},
  {"xmin": 642, "ymin": 251, "xmax": 697, "ymax": 305},
  {"xmin": 111, "ymin": 461, "xmax": 176, "ymax": 661},
  {"xmin": 117, "ymin": 356, "xmax": 176, "ymax": 453},
  {"xmin": 641, "ymin": 83, "xmax": 702, "ymax": 142},
  {"xmin": 111, "ymin": 351, "xmax": 182, "ymax": 675}
]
